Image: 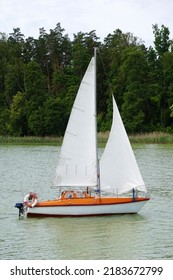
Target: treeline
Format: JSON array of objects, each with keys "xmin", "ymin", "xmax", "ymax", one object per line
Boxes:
[{"xmin": 0, "ymin": 22, "xmax": 173, "ymax": 136}]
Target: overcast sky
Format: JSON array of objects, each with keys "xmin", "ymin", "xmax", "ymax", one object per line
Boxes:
[{"xmin": 1, "ymin": 0, "xmax": 173, "ymax": 47}]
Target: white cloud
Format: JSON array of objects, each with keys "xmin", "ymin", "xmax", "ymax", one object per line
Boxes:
[{"xmin": 1, "ymin": 0, "xmax": 173, "ymax": 46}]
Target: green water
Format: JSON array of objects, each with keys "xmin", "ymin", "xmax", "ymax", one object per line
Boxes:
[{"xmin": 0, "ymin": 144, "xmax": 173, "ymax": 259}]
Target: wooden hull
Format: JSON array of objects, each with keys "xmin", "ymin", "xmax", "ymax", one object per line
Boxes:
[{"xmin": 27, "ymin": 197, "xmax": 149, "ymax": 217}]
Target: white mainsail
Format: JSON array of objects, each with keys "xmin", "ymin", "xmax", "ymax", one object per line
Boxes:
[
  {"xmin": 54, "ymin": 57, "xmax": 98, "ymax": 187},
  {"xmin": 100, "ymin": 96, "xmax": 147, "ymax": 194}
]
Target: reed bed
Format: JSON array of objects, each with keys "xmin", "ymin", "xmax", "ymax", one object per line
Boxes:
[
  {"xmin": 129, "ymin": 132, "xmax": 173, "ymax": 144},
  {"xmin": 0, "ymin": 132, "xmax": 173, "ymax": 145},
  {"xmin": 0, "ymin": 136, "xmax": 63, "ymax": 145},
  {"xmin": 98, "ymin": 131, "xmax": 173, "ymax": 145}
]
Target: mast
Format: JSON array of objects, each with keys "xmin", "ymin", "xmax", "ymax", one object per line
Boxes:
[{"xmin": 94, "ymin": 47, "xmax": 100, "ymax": 193}]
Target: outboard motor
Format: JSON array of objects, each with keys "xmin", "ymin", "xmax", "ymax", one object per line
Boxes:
[{"xmin": 15, "ymin": 202, "xmax": 27, "ymax": 218}]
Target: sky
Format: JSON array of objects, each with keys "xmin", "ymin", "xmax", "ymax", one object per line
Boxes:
[{"xmin": 1, "ymin": 0, "xmax": 173, "ymax": 47}]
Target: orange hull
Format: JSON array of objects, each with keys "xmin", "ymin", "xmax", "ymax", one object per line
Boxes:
[
  {"xmin": 36, "ymin": 196, "xmax": 149, "ymax": 207},
  {"xmin": 25, "ymin": 191, "xmax": 150, "ymax": 217}
]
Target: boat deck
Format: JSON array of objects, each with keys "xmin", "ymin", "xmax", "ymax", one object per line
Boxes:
[{"xmin": 35, "ymin": 190, "xmax": 149, "ymax": 207}]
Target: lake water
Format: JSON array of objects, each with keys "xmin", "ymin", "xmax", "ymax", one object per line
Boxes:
[{"xmin": 0, "ymin": 144, "xmax": 173, "ymax": 260}]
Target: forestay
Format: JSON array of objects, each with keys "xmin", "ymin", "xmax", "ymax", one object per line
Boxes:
[
  {"xmin": 54, "ymin": 58, "xmax": 98, "ymax": 187},
  {"xmin": 100, "ymin": 96, "xmax": 147, "ymax": 194}
]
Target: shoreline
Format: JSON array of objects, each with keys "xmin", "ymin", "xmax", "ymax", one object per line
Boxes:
[{"xmin": 0, "ymin": 132, "xmax": 173, "ymax": 145}]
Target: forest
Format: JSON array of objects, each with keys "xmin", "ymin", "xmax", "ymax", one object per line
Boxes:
[{"xmin": 0, "ymin": 23, "xmax": 173, "ymax": 137}]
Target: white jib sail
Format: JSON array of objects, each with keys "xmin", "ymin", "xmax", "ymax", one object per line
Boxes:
[
  {"xmin": 100, "ymin": 96, "xmax": 147, "ymax": 194},
  {"xmin": 54, "ymin": 57, "xmax": 98, "ymax": 187}
]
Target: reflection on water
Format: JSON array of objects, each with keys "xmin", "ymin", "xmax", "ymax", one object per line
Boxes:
[{"xmin": 0, "ymin": 144, "xmax": 173, "ymax": 259}]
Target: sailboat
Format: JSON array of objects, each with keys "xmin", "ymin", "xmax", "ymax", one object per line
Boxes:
[{"xmin": 15, "ymin": 48, "xmax": 149, "ymax": 218}]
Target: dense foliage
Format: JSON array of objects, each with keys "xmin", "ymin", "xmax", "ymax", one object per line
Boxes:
[{"xmin": 0, "ymin": 23, "xmax": 173, "ymax": 136}]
